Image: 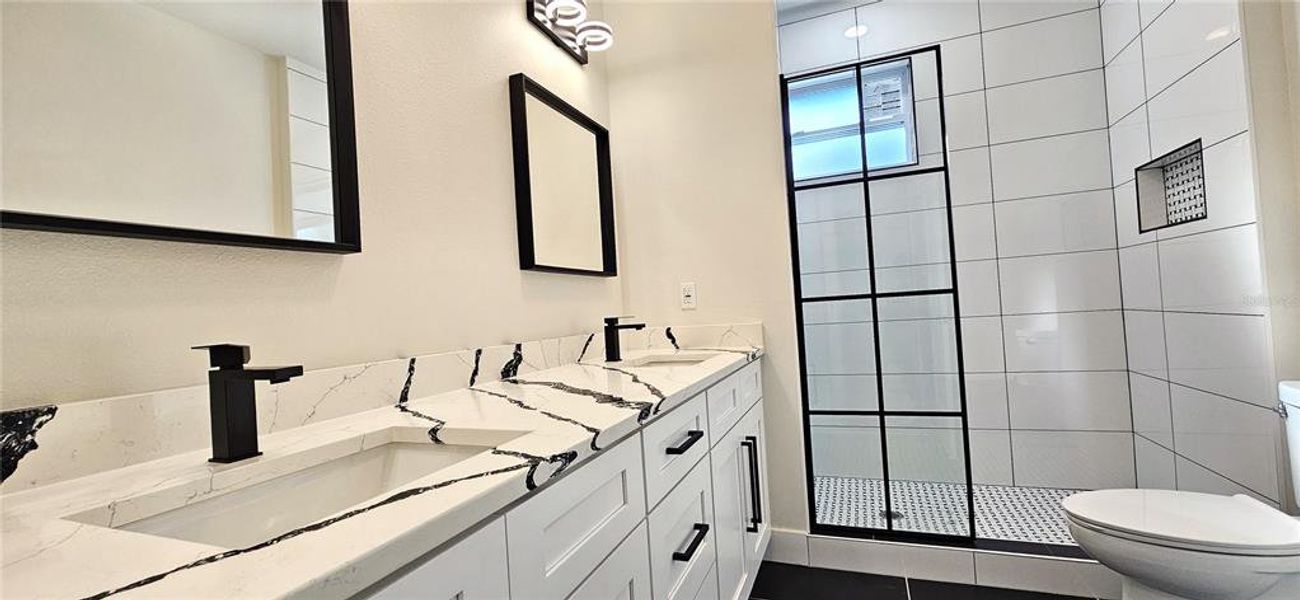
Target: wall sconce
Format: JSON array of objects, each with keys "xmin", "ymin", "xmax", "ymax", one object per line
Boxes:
[{"xmin": 527, "ymin": 0, "xmax": 614, "ymax": 65}]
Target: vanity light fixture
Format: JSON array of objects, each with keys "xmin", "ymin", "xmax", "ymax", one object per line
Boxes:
[
  {"xmin": 844, "ymin": 24, "xmax": 869, "ymax": 38},
  {"xmin": 528, "ymin": 0, "xmax": 614, "ymax": 64}
]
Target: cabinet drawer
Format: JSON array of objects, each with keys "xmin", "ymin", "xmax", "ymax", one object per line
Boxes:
[
  {"xmin": 641, "ymin": 392, "xmax": 709, "ymax": 509},
  {"xmin": 706, "ymin": 360, "xmax": 761, "ymax": 443},
  {"xmin": 648, "ymin": 458, "xmax": 716, "ymax": 600},
  {"xmin": 567, "ymin": 522, "xmax": 652, "ymax": 600},
  {"xmin": 507, "ymin": 438, "xmax": 647, "ymax": 600},
  {"xmin": 370, "ymin": 518, "xmax": 509, "ymax": 599},
  {"xmin": 691, "ymin": 566, "xmax": 720, "ymax": 600}
]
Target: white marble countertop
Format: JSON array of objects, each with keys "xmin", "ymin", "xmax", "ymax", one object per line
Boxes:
[{"xmin": 0, "ymin": 347, "xmax": 761, "ymax": 599}]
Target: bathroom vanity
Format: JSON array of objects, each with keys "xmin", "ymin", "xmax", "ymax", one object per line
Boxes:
[{"xmin": 0, "ymin": 340, "xmax": 769, "ymax": 600}]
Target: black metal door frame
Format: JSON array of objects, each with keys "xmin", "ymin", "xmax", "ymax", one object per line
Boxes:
[{"xmin": 781, "ymin": 44, "xmax": 976, "ymax": 545}]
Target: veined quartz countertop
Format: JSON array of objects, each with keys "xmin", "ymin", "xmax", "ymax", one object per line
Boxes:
[{"xmin": 0, "ymin": 347, "xmax": 761, "ymax": 599}]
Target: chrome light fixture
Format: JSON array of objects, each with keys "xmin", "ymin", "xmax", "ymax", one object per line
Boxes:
[{"xmin": 528, "ymin": 0, "xmax": 614, "ymax": 64}]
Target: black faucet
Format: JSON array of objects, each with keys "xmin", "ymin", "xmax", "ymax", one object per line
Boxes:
[
  {"xmin": 193, "ymin": 344, "xmax": 303, "ymax": 463},
  {"xmin": 604, "ymin": 316, "xmax": 646, "ymax": 362}
]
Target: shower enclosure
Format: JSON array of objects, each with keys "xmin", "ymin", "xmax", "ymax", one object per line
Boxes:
[{"xmin": 782, "ymin": 46, "xmax": 977, "ymax": 543}]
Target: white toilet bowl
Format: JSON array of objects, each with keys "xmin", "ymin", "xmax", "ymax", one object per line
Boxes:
[{"xmin": 1063, "ymin": 489, "xmax": 1300, "ymax": 600}]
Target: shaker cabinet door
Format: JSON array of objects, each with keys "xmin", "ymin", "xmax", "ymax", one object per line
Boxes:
[{"xmin": 370, "ymin": 518, "xmax": 510, "ymax": 599}]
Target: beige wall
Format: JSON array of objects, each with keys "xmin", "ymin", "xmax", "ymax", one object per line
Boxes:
[
  {"xmin": 605, "ymin": 1, "xmax": 806, "ymax": 530},
  {"xmin": 2, "ymin": 2, "xmax": 279, "ymax": 235},
  {"xmin": 0, "ymin": 0, "xmax": 621, "ymax": 409}
]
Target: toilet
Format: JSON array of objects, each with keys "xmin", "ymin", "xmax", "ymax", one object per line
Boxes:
[{"xmin": 1062, "ymin": 382, "xmax": 1300, "ymax": 600}]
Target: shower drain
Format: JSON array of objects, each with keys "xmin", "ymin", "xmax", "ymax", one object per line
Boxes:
[{"xmin": 879, "ymin": 510, "xmax": 906, "ymax": 520}]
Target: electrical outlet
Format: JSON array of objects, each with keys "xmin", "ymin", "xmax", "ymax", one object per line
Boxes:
[{"xmin": 680, "ymin": 282, "xmax": 697, "ymax": 310}]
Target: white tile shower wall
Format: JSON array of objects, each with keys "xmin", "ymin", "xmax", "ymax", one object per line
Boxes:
[
  {"xmin": 1, "ymin": 322, "xmax": 762, "ymax": 492},
  {"xmin": 778, "ymin": 0, "xmax": 1131, "ymax": 491},
  {"xmin": 1103, "ymin": 0, "xmax": 1282, "ymax": 503}
]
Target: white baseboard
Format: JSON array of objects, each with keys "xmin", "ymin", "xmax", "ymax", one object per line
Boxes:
[{"xmin": 763, "ymin": 528, "xmax": 1122, "ymax": 599}]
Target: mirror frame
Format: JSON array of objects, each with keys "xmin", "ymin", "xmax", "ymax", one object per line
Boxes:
[
  {"xmin": 0, "ymin": 0, "xmax": 362, "ymax": 254},
  {"xmin": 509, "ymin": 73, "xmax": 616, "ymax": 277}
]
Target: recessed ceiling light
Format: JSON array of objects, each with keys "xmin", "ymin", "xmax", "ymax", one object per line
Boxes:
[{"xmin": 844, "ymin": 24, "xmax": 868, "ymax": 38}]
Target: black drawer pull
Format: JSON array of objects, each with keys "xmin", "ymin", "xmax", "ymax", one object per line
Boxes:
[
  {"xmin": 672, "ymin": 523, "xmax": 710, "ymax": 562},
  {"xmin": 665, "ymin": 430, "xmax": 704, "ymax": 455},
  {"xmin": 742, "ymin": 436, "xmax": 763, "ymax": 533}
]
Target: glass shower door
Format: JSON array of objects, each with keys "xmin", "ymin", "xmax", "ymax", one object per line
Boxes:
[{"xmin": 785, "ymin": 46, "xmax": 974, "ymax": 541}]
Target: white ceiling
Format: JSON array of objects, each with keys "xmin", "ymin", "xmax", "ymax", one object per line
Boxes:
[{"xmin": 145, "ymin": 1, "xmax": 327, "ymax": 71}]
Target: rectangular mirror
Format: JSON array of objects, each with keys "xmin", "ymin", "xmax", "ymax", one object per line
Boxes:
[
  {"xmin": 509, "ymin": 73, "xmax": 616, "ymax": 276},
  {"xmin": 1, "ymin": 0, "xmax": 360, "ymax": 253}
]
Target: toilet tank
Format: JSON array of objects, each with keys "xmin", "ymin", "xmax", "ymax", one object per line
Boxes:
[{"xmin": 1284, "ymin": 382, "xmax": 1300, "ymax": 508}]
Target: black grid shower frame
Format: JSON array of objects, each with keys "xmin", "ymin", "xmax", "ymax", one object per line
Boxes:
[{"xmin": 781, "ymin": 45, "xmax": 976, "ymax": 545}]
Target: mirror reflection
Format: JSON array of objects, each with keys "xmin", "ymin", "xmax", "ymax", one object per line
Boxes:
[{"xmin": 2, "ymin": 1, "xmax": 338, "ymax": 242}]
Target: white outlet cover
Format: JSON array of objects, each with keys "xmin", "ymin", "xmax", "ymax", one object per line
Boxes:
[{"xmin": 680, "ymin": 282, "xmax": 697, "ymax": 310}]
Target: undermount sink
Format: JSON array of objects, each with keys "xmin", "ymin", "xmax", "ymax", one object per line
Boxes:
[
  {"xmin": 626, "ymin": 352, "xmax": 720, "ymax": 369},
  {"xmin": 81, "ymin": 438, "xmax": 492, "ymax": 549}
]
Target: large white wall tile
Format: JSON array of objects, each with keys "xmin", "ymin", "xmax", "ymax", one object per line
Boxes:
[
  {"xmin": 963, "ymin": 316, "xmax": 1007, "ymax": 373},
  {"xmin": 1158, "ymin": 132, "xmax": 1256, "ymax": 239},
  {"xmin": 1138, "ymin": 0, "xmax": 1174, "ymax": 28},
  {"xmin": 1171, "ymin": 383, "xmax": 1281, "ymax": 501},
  {"xmin": 995, "ymin": 190, "xmax": 1117, "ymax": 257},
  {"xmin": 991, "ymin": 129, "xmax": 1112, "ymax": 200},
  {"xmin": 1011, "ymin": 430, "xmax": 1136, "ymax": 489},
  {"xmin": 1164, "ymin": 312, "xmax": 1275, "ymax": 407},
  {"xmin": 953, "ymin": 203, "xmax": 998, "ymax": 261},
  {"xmin": 1146, "ymin": 42, "xmax": 1248, "ymax": 156},
  {"xmin": 937, "ymin": 34, "xmax": 986, "ymax": 96},
  {"xmin": 944, "ymin": 91, "xmax": 991, "ymax": 150},
  {"xmin": 999, "ymin": 251, "xmax": 1122, "ymax": 314},
  {"xmin": 870, "ymin": 170, "xmax": 946, "ymax": 215},
  {"xmin": 971, "ymin": 429, "xmax": 1014, "ymax": 485},
  {"xmin": 1134, "ymin": 434, "xmax": 1177, "ymax": 489},
  {"xmin": 1131, "ymin": 372, "xmax": 1173, "ymax": 446},
  {"xmin": 1174, "ymin": 455, "xmax": 1279, "ymax": 507},
  {"xmin": 809, "ymin": 536, "xmax": 976, "ymax": 583},
  {"xmin": 1104, "ymin": 40, "xmax": 1146, "ymax": 124},
  {"xmin": 1004, "ymin": 311, "xmax": 1128, "ymax": 371},
  {"xmin": 1141, "ymin": 0, "xmax": 1240, "ymax": 96},
  {"xmin": 1123, "ymin": 309, "xmax": 1168, "ymax": 379},
  {"xmin": 948, "ymin": 147, "xmax": 993, "ymax": 206},
  {"xmin": 980, "ymin": 0, "xmax": 1099, "ymax": 31},
  {"xmin": 974, "ymin": 552, "xmax": 1123, "ymax": 599},
  {"xmin": 986, "ymin": 70, "xmax": 1107, "ymax": 144},
  {"xmin": 1118, "ymin": 242, "xmax": 1162, "ymax": 310},
  {"xmin": 1109, "ymin": 106, "xmax": 1150, "ymax": 185},
  {"xmin": 856, "ymin": 0, "xmax": 982, "ymax": 58},
  {"xmin": 982, "ymin": 10, "xmax": 1103, "ymax": 87},
  {"xmin": 967, "ymin": 373, "xmax": 1010, "ymax": 428},
  {"xmin": 873, "ymin": 208, "xmax": 951, "ymax": 268},
  {"xmin": 779, "ymin": 9, "xmax": 859, "ymax": 74},
  {"xmin": 1158, "ymin": 224, "xmax": 1264, "ymax": 315},
  {"xmin": 1007, "ymin": 371, "xmax": 1132, "ymax": 430},
  {"xmin": 796, "ymin": 184, "xmax": 864, "ymax": 223},
  {"xmin": 805, "ymin": 320, "xmax": 877, "ymax": 375},
  {"xmin": 798, "ymin": 218, "xmax": 870, "ymax": 274},
  {"xmin": 1100, "ymin": 0, "xmax": 1141, "ymax": 63},
  {"xmin": 957, "ymin": 259, "xmax": 1002, "ymax": 317},
  {"xmin": 811, "ymin": 418, "xmax": 881, "ymax": 478}
]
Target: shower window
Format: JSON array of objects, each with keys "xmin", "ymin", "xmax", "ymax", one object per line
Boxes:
[{"xmin": 788, "ymin": 59, "xmax": 917, "ymax": 182}]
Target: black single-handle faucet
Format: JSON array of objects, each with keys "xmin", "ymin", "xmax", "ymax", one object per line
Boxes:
[
  {"xmin": 193, "ymin": 344, "xmax": 303, "ymax": 463},
  {"xmin": 604, "ymin": 316, "xmax": 646, "ymax": 362}
]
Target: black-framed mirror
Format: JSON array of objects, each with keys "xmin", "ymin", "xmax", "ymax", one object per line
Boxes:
[
  {"xmin": 509, "ymin": 73, "xmax": 616, "ymax": 276},
  {"xmin": 0, "ymin": 0, "xmax": 361, "ymax": 253}
]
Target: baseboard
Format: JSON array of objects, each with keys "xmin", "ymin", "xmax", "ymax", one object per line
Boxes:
[{"xmin": 763, "ymin": 528, "xmax": 1121, "ymax": 599}]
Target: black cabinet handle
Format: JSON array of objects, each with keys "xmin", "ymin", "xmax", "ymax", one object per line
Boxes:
[
  {"xmin": 672, "ymin": 523, "xmax": 710, "ymax": 562},
  {"xmin": 666, "ymin": 430, "xmax": 704, "ymax": 455},
  {"xmin": 741, "ymin": 436, "xmax": 763, "ymax": 533}
]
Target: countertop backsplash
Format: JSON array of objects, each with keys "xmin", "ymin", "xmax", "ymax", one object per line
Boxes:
[{"xmin": 0, "ymin": 322, "xmax": 762, "ymax": 493}]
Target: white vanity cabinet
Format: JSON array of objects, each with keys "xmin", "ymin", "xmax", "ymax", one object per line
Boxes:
[
  {"xmin": 368, "ymin": 517, "xmax": 510, "ymax": 599},
  {"xmin": 367, "ymin": 358, "xmax": 768, "ymax": 600}
]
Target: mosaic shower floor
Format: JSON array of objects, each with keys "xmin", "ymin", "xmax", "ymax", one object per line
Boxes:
[{"xmin": 813, "ymin": 476, "xmax": 1081, "ymax": 545}]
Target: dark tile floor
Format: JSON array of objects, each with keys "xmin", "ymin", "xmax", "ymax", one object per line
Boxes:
[{"xmin": 750, "ymin": 562, "xmax": 1093, "ymax": 600}]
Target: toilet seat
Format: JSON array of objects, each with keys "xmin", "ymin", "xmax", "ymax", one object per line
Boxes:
[{"xmin": 1063, "ymin": 489, "xmax": 1300, "ymax": 557}]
